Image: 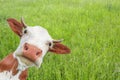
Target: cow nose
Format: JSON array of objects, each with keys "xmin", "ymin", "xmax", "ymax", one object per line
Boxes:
[{"xmin": 23, "ymin": 43, "xmax": 42, "ymax": 62}]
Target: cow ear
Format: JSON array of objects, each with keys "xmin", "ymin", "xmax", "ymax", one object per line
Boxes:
[
  {"xmin": 7, "ymin": 18, "xmax": 24, "ymax": 37},
  {"xmin": 49, "ymin": 43, "xmax": 71, "ymax": 54}
]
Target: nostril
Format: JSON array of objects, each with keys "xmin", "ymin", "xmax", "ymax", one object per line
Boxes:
[
  {"xmin": 36, "ymin": 51, "xmax": 42, "ymax": 56},
  {"xmin": 24, "ymin": 43, "xmax": 29, "ymax": 51},
  {"xmin": 24, "ymin": 45, "xmax": 28, "ymax": 50},
  {"xmin": 36, "ymin": 52, "xmax": 40, "ymax": 56},
  {"xmin": 40, "ymin": 50, "xmax": 42, "ymax": 53}
]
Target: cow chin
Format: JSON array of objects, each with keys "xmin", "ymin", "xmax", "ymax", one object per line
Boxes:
[{"xmin": 15, "ymin": 55, "xmax": 42, "ymax": 71}]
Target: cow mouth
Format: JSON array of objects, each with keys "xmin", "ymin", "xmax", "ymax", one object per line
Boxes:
[{"xmin": 15, "ymin": 55, "xmax": 39, "ymax": 68}]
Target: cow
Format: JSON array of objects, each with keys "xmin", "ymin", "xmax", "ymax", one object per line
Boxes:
[{"xmin": 0, "ymin": 18, "xmax": 70, "ymax": 80}]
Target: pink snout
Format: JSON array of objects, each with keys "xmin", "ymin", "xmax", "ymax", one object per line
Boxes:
[{"xmin": 23, "ymin": 43, "xmax": 42, "ymax": 62}]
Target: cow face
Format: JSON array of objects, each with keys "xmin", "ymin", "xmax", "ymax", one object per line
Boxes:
[{"xmin": 7, "ymin": 18, "xmax": 70, "ymax": 71}]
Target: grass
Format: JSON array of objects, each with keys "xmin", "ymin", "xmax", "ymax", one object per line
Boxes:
[{"xmin": 0, "ymin": 0, "xmax": 120, "ymax": 80}]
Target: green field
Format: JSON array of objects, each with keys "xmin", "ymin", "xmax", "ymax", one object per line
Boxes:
[{"xmin": 0, "ymin": 0, "xmax": 120, "ymax": 80}]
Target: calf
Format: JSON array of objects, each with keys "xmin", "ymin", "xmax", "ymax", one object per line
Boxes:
[{"xmin": 0, "ymin": 18, "xmax": 70, "ymax": 80}]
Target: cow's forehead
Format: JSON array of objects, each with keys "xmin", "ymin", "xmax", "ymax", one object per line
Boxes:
[
  {"xmin": 27, "ymin": 26, "xmax": 48, "ymax": 35},
  {"xmin": 26, "ymin": 26, "xmax": 52, "ymax": 40}
]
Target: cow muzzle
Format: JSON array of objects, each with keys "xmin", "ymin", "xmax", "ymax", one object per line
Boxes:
[{"xmin": 22, "ymin": 43, "xmax": 42, "ymax": 65}]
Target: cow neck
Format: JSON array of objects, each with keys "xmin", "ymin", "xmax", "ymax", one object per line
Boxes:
[{"xmin": 0, "ymin": 53, "xmax": 19, "ymax": 75}]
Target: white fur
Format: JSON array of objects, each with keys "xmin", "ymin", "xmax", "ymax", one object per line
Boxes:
[
  {"xmin": 14, "ymin": 26, "xmax": 53, "ymax": 70},
  {"xmin": 0, "ymin": 71, "xmax": 22, "ymax": 80}
]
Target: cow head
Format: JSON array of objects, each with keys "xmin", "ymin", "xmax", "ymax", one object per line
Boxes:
[{"xmin": 7, "ymin": 18, "xmax": 70, "ymax": 71}]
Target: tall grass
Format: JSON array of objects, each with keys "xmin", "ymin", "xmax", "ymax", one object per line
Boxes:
[{"xmin": 0, "ymin": 0, "xmax": 120, "ymax": 80}]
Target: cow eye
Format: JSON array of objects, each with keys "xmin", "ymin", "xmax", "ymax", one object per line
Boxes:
[
  {"xmin": 24, "ymin": 29, "xmax": 27, "ymax": 34},
  {"xmin": 49, "ymin": 42, "xmax": 52, "ymax": 46},
  {"xmin": 46, "ymin": 41, "xmax": 53, "ymax": 47}
]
